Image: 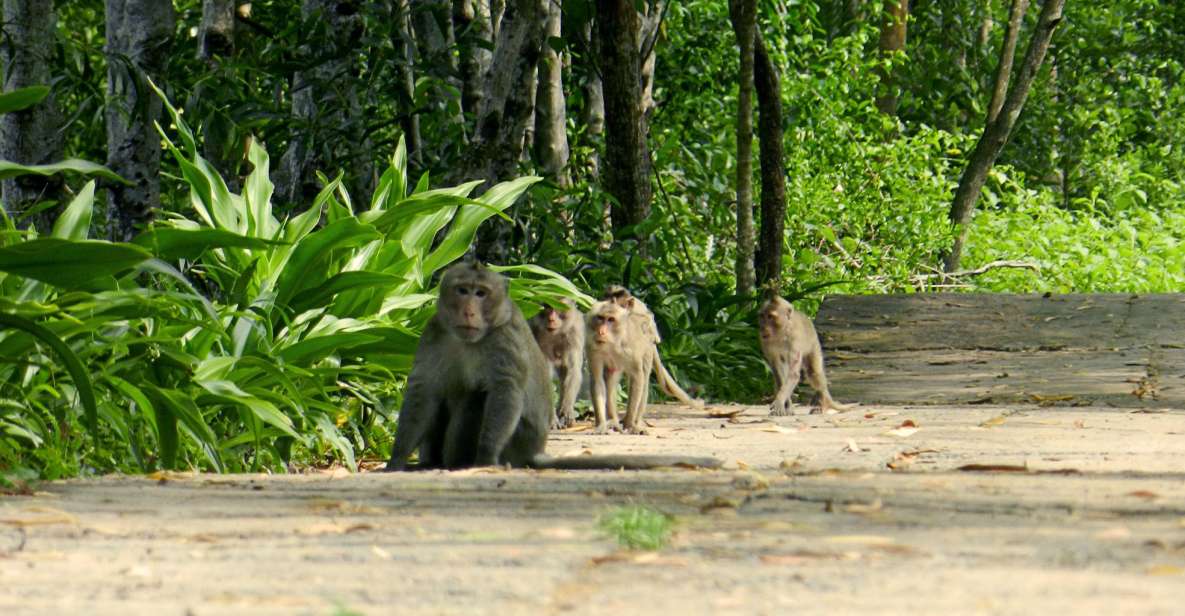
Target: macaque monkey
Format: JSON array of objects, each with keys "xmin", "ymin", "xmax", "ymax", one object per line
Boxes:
[
  {"xmin": 529, "ymin": 298, "xmax": 584, "ymax": 429},
  {"xmin": 586, "ymin": 298, "xmax": 704, "ymax": 435},
  {"xmin": 385, "ymin": 262, "xmax": 721, "ymax": 471},
  {"xmin": 757, "ymin": 295, "xmax": 853, "ymax": 416},
  {"xmin": 604, "ymin": 285, "xmax": 661, "ymax": 342}
]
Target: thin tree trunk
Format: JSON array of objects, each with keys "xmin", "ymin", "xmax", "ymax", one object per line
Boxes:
[
  {"xmin": 534, "ymin": 0, "xmax": 570, "ymax": 187},
  {"xmin": 987, "ymin": 0, "xmax": 1029, "ymax": 126},
  {"xmin": 393, "ymin": 0, "xmax": 423, "ymax": 167},
  {"xmin": 276, "ymin": 0, "xmax": 371, "ymax": 209},
  {"xmin": 462, "ymin": 0, "xmax": 546, "ymax": 261},
  {"xmin": 105, "ymin": 0, "xmax": 175, "ymax": 241},
  {"xmin": 944, "ymin": 0, "xmax": 1065, "ymax": 273},
  {"xmin": 728, "ymin": 0, "xmax": 756, "ymax": 295},
  {"xmin": 454, "ymin": 0, "xmax": 493, "ymax": 117},
  {"xmin": 638, "ymin": 0, "xmax": 665, "ymax": 118},
  {"xmin": 875, "ymin": 0, "xmax": 909, "ymax": 118},
  {"xmin": 754, "ymin": 31, "xmax": 786, "ymax": 290},
  {"xmin": 596, "ymin": 0, "xmax": 651, "ymax": 231},
  {"xmin": 197, "ymin": 0, "xmax": 238, "ymax": 191},
  {"xmin": 1, "ymin": 0, "xmax": 63, "ymax": 231}
]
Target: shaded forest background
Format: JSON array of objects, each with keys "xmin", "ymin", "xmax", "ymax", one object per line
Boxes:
[{"xmin": 0, "ymin": 0, "xmax": 1182, "ymax": 479}]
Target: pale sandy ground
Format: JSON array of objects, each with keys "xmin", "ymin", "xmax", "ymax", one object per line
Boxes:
[{"xmin": 2, "ymin": 403, "xmax": 1183, "ymax": 616}]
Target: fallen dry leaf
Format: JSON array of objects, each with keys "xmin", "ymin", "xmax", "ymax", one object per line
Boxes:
[
  {"xmin": 885, "ymin": 426, "xmax": 918, "ymax": 437},
  {"xmin": 844, "ymin": 498, "xmax": 883, "ymax": 514},
  {"xmin": 825, "ymin": 535, "xmax": 895, "ymax": 546},
  {"xmin": 1146, "ymin": 565, "xmax": 1184, "ymax": 576},
  {"xmin": 1095, "ymin": 527, "xmax": 1132, "ymax": 540},
  {"xmin": 979, "ymin": 415, "xmax": 1008, "ymax": 428},
  {"xmin": 842, "ymin": 438, "xmax": 863, "ymax": 453},
  {"xmin": 957, "ymin": 463, "xmax": 1028, "ymax": 473},
  {"xmin": 700, "ymin": 495, "xmax": 745, "ymax": 513},
  {"xmin": 708, "ymin": 408, "xmax": 744, "ymax": 419},
  {"xmin": 0, "ymin": 506, "xmax": 78, "ymax": 527},
  {"xmin": 761, "ymin": 425, "xmax": 799, "ymax": 434},
  {"xmin": 760, "ymin": 550, "xmax": 839, "ymax": 565},
  {"xmin": 899, "ymin": 419, "xmax": 918, "ymax": 428},
  {"xmin": 1126, "ymin": 490, "xmax": 1160, "ymax": 501}
]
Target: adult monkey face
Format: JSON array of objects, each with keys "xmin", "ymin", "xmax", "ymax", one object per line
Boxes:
[{"xmin": 438, "ymin": 262, "xmax": 512, "ymax": 342}]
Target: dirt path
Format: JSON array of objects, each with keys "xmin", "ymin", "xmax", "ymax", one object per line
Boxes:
[{"xmin": 3, "ymin": 403, "xmax": 1183, "ymax": 615}]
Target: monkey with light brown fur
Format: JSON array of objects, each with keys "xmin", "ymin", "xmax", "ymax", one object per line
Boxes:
[
  {"xmin": 386, "ymin": 261, "xmax": 721, "ymax": 470},
  {"xmin": 529, "ymin": 298, "xmax": 584, "ymax": 430},
  {"xmin": 758, "ymin": 294, "xmax": 854, "ymax": 416},
  {"xmin": 586, "ymin": 296, "xmax": 704, "ymax": 435}
]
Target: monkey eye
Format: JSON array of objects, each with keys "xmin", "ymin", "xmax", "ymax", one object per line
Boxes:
[
  {"xmin": 456, "ymin": 286, "xmax": 469, "ymax": 296},
  {"xmin": 607, "ymin": 316, "xmax": 616, "ymax": 323},
  {"xmin": 475, "ymin": 288, "xmax": 488, "ymax": 298}
]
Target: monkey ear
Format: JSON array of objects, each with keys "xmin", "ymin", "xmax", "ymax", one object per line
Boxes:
[{"xmin": 624, "ymin": 297, "xmax": 636, "ymax": 309}]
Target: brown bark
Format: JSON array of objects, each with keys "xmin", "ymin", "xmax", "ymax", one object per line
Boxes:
[
  {"xmin": 105, "ymin": 0, "xmax": 175, "ymax": 241},
  {"xmin": 596, "ymin": 0, "xmax": 651, "ymax": 231},
  {"xmin": 944, "ymin": 0, "xmax": 1066, "ymax": 273},
  {"xmin": 0, "ymin": 0, "xmax": 63, "ymax": 230},
  {"xmin": 393, "ymin": 0, "xmax": 423, "ymax": 165},
  {"xmin": 987, "ymin": 0, "xmax": 1029, "ymax": 126},
  {"xmin": 729, "ymin": 0, "xmax": 756, "ymax": 295},
  {"xmin": 754, "ymin": 32, "xmax": 786, "ymax": 291},
  {"xmin": 874, "ymin": 0, "xmax": 909, "ymax": 117}
]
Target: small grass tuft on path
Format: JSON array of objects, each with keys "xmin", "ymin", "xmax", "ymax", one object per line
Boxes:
[{"xmin": 597, "ymin": 506, "xmax": 674, "ymax": 550}]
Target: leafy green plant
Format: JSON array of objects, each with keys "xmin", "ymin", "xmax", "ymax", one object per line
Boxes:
[{"xmin": 597, "ymin": 505, "xmax": 675, "ymax": 551}]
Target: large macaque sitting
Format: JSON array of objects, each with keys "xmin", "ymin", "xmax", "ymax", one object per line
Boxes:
[
  {"xmin": 757, "ymin": 294, "xmax": 853, "ymax": 416},
  {"xmin": 529, "ymin": 298, "xmax": 584, "ymax": 430},
  {"xmin": 585, "ymin": 296, "xmax": 704, "ymax": 435},
  {"xmin": 385, "ymin": 261, "xmax": 721, "ymax": 471}
]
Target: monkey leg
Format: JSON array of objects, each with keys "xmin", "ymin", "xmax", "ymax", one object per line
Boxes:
[
  {"xmin": 385, "ymin": 382, "xmax": 442, "ymax": 471},
  {"xmin": 622, "ymin": 370, "xmax": 650, "ymax": 435},
  {"xmin": 604, "ymin": 368, "xmax": 624, "ymax": 431},
  {"xmin": 805, "ymin": 351, "xmax": 855, "ymax": 413},
  {"xmin": 555, "ymin": 362, "xmax": 581, "ymax": 429},
  {"xmin": 589, "ymin": 363, "xmax": 618, "ymax": 434},
  {"xmin": 769, "ymin": 352, "xmax": 803, "ymax": 417},
  {"xmin": 473, "ymin": 380, "xmax": 525, "ymax": 466}
]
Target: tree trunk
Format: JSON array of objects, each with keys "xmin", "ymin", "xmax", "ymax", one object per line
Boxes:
[
  {"xmin": 393, "ymin": 0, "xmax": 423, "ymax": 167},
  {"xmin": 105, "ymin": 0, "xmax": 174, "ymax": 241},
  {"xmin": 754, "ymin": 31, "xmax": 786, "ymax": 291},
  {"xmin": 943, "ymin": 0, "xmax": 1065, "ymax": 273},
  {"xmin": 728, "ymin": 0, "xmax": 756, "ymax": 296},
  {"xmin": 596, "ymin": 0, "xmax": 651, "ymax": 232},
  {"xmin": 533, "ymin": 0, "xmax": 570, "ymax": 187},
  {"xmin": 0, "ymin": 0, "xmax": 63, "ymax": 231},
  {"xmin": 638, "ymin": 0, "xmax": 665, "ymax": 118},
  {"xmin": 462, "ymin": 0, "xmax": 546, "ymax": 262},
  {"xmin": 987, "ymin": 0, "xmax": 1029, "ymax": 126},
  {"xmin": 874, "ymin": 0, "xmax": 909, "ymax": 118},
  {"xmin": 198, "ymin": 0, "xmax": 235, "ymax": 58},
  {"xmin": 275, "ymin": 0, "xmax": 371, "ymax": 209},
  {"xmin": 196, "ymin": 0, "xmax": 239, "ymax": 191},
  {"xmin": 454, "ymin": 0, "xmax": 493, "ymax": 117}
]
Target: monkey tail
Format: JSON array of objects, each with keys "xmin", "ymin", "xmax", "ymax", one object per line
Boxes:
[
  {"xmin": 652, "ymin": 354, "xmax": 704, "ymax": 409},
  {"xmin": 530, "ymin": 454, "xmax": 722, "ymax": 470}
]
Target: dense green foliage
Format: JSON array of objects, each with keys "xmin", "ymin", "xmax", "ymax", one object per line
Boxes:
[{"xmin": 1, "ymin": 0, "xmax": 1182, "ymax": 480}]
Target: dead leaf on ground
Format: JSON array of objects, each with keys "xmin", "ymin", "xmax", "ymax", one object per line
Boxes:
[
  {"xmin": 147, "ymin": 470, "xmax": 195, "ymax": 482},
  {"xmin": 979, "ymin": 415, "xmax": 1008, "ymax": 428},
  {"xmin": 1073, "ymin": 419, "xmax": 1086, "ymax": 429},
  {"xmin": 842, "ymin": 438, "xmax": 865, "ymax": 453},
  {"xmin": 590, "ymin": 551, "xmax": 688, "ymax": 567},
  {"xmin": 886, "ymin": 448, "xmax": 939, "ymax": 471},
  {"xmin": 844, "ymin": 498, "xmax": 883, "ymax": 514},
  {"xmin": 298, "ymin": 522, "xmax": 376, "ymax": 536},
  {"xmin": 561, "ymin": 424, "xmax": 593, "ymax": 433},
  {"xmin": 1146, "ymin": 565, "xmax": 1184, "ymax": 576},
  {"xmin": 1126, "ymin": 490, "xmax": 1160, "ymax": 501},
  {"xmin": 0, "ymin": 506, "xmax": 78, "ymax": 527},
  {"xmin": 712, "ymin": 432, "xmax": 735, "ymax": 439},
  {"xmin": 826, "ymin": 535, "xmax": 895, "ymax": 546},
  {"xmin": 760, "ymin": 550, "xmax": 840, "ymax": 565},
  {"xmin": 708, "ymin": 408, "xmax": 744, "ymax": 419},
  {"xmin": 761, "ymin": 425, "xmax": 800, "ymax": 434},
  {"xmin": 700, "ymin": 495, "xmax": 745, "ymax": 513},
  {"xmin": 957, "ymin": 463, "xmax": 1028, "ymax": 473},
  {"xmin": 885, "ymin": 425, "xmax": 918, "ymax": 437}
]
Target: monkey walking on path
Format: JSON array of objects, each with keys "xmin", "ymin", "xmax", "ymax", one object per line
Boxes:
[
  {"xmin": 757, "ymin": 294, "xmax": 855, "ymax": 416},
  {"xmin": 385, "ymin": 262, "xmax": 722, "ymax": 471},
  {"xmin": 586, "ymin": 294, "xmax": 704, "ymax": 435},
  {"xmin": 529, "ymin": 298, "xmax": 584, "ymax": 430}
]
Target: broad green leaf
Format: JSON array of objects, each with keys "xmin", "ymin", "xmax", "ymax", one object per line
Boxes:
[
  {"xmin": 144, "ymin": 385, "xmax": 223, "ymax": 471},
  {"xmin": 422, "ymin": 176, "xmax": 541, "ymax": 275},
  {"xmin": 51, "ymin": 181, "xmax": 95, "ymax": 241},
  {"xmin": 197, "ymin": 379, "xmax": 304, "ymax": 442},
  {"xmin": 289, "ymin": 271, "xmax": 400, "ymax": 314},
  {"xmin": 277, "ymin": 332, "xmax": 383, "ymax": 365},
  {"xmin": 273, "ymin": 218, "xmax": 380, "ymax": 307},
  {"xmin": 0, "ymin": 312, "xmax": 98, "ymax": 436},
  {"xmin": 244, "ymin": 139, "xmax": 277, "ymax": 238},
  {"xmin": 0, "ymin": 159, "xmax": 128, "ymax": 184},
  {"xmin": 0, "ymin": 239, "xmax": 151, "ymax": 288},
  {"xmin": 0, "ymin": 85, "xmax": 49, "ymax": 114},
  {"xmin": 132, "ymin": 227, "xmax": 286, "ymax": 260}
]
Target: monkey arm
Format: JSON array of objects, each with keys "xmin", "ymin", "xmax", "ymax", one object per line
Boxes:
[{"xmin": 385, "ymin": 323, "xmax": 448, "ymax": 471}]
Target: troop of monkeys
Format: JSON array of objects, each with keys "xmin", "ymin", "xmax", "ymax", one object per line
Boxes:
[{"xmin": 385, "ymin": 261, "xmax": 850, "ymax": 472}]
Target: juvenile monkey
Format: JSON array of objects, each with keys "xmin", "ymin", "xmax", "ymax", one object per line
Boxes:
[
  {"xmin": 385, "ymin": 262, "xmax": 721, "ymax": 471},
  {"xmin": 529, "ymin": 298, "xmax": 584, "ymax": 429},
  {"xmin": 586, "ymin": 299, "xmax": 704, "ymax": 435},
  {"xmin": 757, "ymin": 294, "xmax": 853, "ymax": 416},
  {"xmin": 603, "ymin": 285, "xmax": 661, "ymax": 342}
]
